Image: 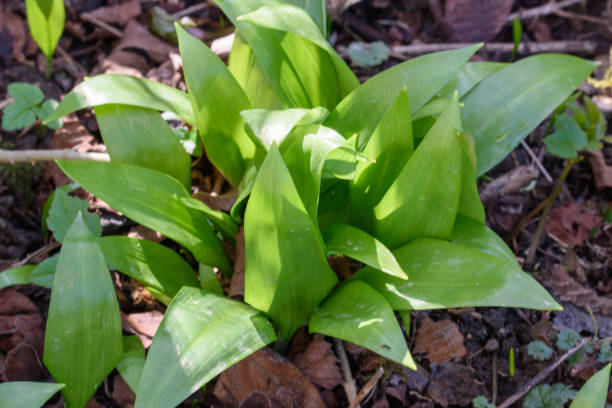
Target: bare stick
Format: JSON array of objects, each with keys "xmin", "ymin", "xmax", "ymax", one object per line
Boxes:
[
  {"xmin": 0, "ymin": 149, "xmax": 110, "ymax": 164},
  {"xmin": 10, "ymin": 241, "xmax": 61, "ymax": 268},
  {"xmin": 349, "ymin": 365, "xmax": 384, "ymax": 408},
  {"xmin": 0, "ymin": 97, "xmax": 15, "ymax": 110},
  {"xmin": 521, "ymin": 140, "xmax": 553, "ymax": 183},
  {"xmin": 170, "ymin": 2, "xmax": 209, "ymax": 19},
  {"xmin": 498, "ymin": 338, "xmax": 588, "ymax": 408},
  {"xmin": 334, "ymin": 339, "xmax": 359, "ymax": 408},
  {"xmin": 81, "ymin": 14, "xmax": 123, "ymax": 38},
  {"xmin": 506, "ymin": 0, "xmax": 585, "ymax": 22}
]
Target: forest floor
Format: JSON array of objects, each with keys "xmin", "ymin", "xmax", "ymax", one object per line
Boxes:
[{"xmin": 1, "ymin": 0, "xmax": 612, "ymax": 407}]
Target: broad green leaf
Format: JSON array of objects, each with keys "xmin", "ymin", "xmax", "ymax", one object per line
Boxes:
[
  {"xmin": 116, "ymin": 336, "xmax": 145, "ymax": 393},
  {"xmin": 437, "ymin": 61, "xmax": 508, "ymax": 100},
  {"xmin": 450, "ymin": 215, "xmax": 518, "ymax": 266},
  {"xmin": 244, "ymin": 146, "xmax": 337, "ymax": 339},
  {"xmin": 29, "ymin": 254, "xmax": 57, "ymax": 288},
  {"xmin": 0, "ymin": 381, "xmax": 64, "ymax": 408},
  {"xmin": 2, "ymin": 101, "xmax": 36, "ymax": 131},
  {"xmin": 374, "ymin": 94, "xmax": 462, "ymax": 248},
  {"xmin": 7, "ymin": 82, "xmax": 44, "ymax": 106},
  {"xmin": 176, "ymin": 24, "xmax": 255, "ymax": 187},
  {"xmin": 347, "ymin": 41, "xmax": 389, "ymax": 67},
  {"xmin": 136, "ymin": 287, "xmax": 276, "ymax": 408},
  {"xmin": 317, "ymin": 180, "xmax": 351, "ymax": 231},
  {"xmin": 179, "ymin": 197, "xmax": 239, "ymax": 239},
  {"xmin": 462, "ymin": 54, "xmax": 596, "ymax": 175},
  {"xmin": 570, "ymin": 363, "xmax": 611, "ymax": 408},
  {"xmin": 457, "ymin": 132, "xmax": 485, "ymax": 223},
  {"xmin": 41, "ymin": 183, "xmax": 78, "ymax": 235},
  {"xmin": 325, "ymin": 44, "xmax": 480, "ymax": 149},
  {"xmin": 34, "ymin": 99, "xmax": 62, "ymax": 129},
  {"xmin": 352, "ymin": 238, "xmax": 561, "ymax": 310},
  {"xmin": 323, "ymin": 223, "xmax": 407, "ymax": 280},
  {"xmin": 198, "ymin": 264, "xmax": 223, "ymax": 295},
  {"xmin": 46, "ymin": 186, "xmax": 101, "ymax": 243},
  {"xmin": 350, "ymin": 88, "xmax": 413, "ymax": 231},
  {"xmin": 0, "ymin": 265, "xmax": 35, "ymax": 289},
  {"xmin": 94, "ymin": 105, "xmax": 191, "ymax": 189},
  {"xmin": 44, "ymin": 213, "xmax": 122, "ymax": 408},
  {"xmin": 310, "ymin": 281, "xmax": 415, "ymax": 369},
  {"xmin": 44, "ymin": 75, "xmax": 195, "ymax": 125},
  {"xmin": 230, "ymin": 164, "xmax": 258, "ymax": 222},
  {"xmin": 543, "ymin": 113, "xmax": 588, "ymax": 159},
  {"xmin": 57, "ymin": 160, "xmax": 231, "ymax": 273},
  {"xmin": 99, "ymin": 236, "xmax": 199, "ymax": 305},
  {"xmin": 25, "ymin": 0, "xmax": 65, "ymax": 60},
  {"xmin": 282, "ymin": 0, "xmax": 326, "ymax": 35}
]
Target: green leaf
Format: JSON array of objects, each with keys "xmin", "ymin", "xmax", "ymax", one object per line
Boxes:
[
  {"xmin": 457, "ymin": 132, "xmax": 485, "ymax": 223},
  {"xmin": 244, "ymin": 145, "xmax": 337, "ymax": 339},
  {"xmin": 116, "ymin": 336, "xmax": 145, "ymax": 393},
  {"xmin": 2, "ymin": 101, "xmax": 36, "ymax": 131},
  {"xmin": 352, "ymin": 238, "xmax": 561, "ymax": 310},
  {"xmin": 176, "ymin": 24, "xmax": 256, "ymax": 187},
  {"xmin": 7, "ymin": 83, "xmax": 44, "ymax": 106},
  {"xmin": 461, "ymin": 54, "xmax": 596, "ymax": 175},
  {"xmin": 179, "ymin": 197, "xmax": 239, "ymax": 239},
  {"xmin": 527, "ymin": 340, "xmax": 553, "ymax": 361},
  {"xmin": 323, "ymin": 223, "xmax": 407, "ymax": 280},
  {"xmin": 34, "ymin": 99, "xmax": 62, "ymax": 129},
  {"xmin": 46, "ymin": 188, "xmax": 101, "ymax": 243},
  {"xmin": 25, "ymin": 0, "xmax": 65, "ymax": 60},
  {"xmin": 570, "ymin": 363, "xmax": 611, "ymax": 408},
  {"xmin": 43, "ymin": 74, "xmax": 195, "ymax": 125},
  {"xmin": 373, "ymin": 94, "xmax": 462, "ymax": 248},
  {"xmin": 524, "ymin": 384, "xmax": 576, "ymax": 408},
  {"xmin": 325, "ymin": 44, "xmax": 480, "ymax": 149},
  {"xmin": 0, "ymin": 381, "xmax": 64, "ymax": 408},
  {"xmin": 282, "ymin": 0, "xmax": 326, "ymax": 34},
  {"xmin": 347, "ymin": 41, "xmax": 389, "ymax": 67},
  {"xmin": 94, "ymin": 105, "xmax": 192, "ymax": 189},
  {"xmin": 599, "ymin": 340, "xmax": 612, "ymax": 362},
  {"xmin": 438, "ymin": 61, "xmax": 508, "ymax": 99},
  {"xmin": 29, "ymin": 254, "xmax": 57, "ymax": 288},
  {"xmin": 172, "ymin": 126, "xmax": 202, "ymax": 156},
  {"xmin": 99, "ymin": 236, "xmax": 199, "ymax": 305},
  {"xmin": 350, "ymin": 88, "xmax": 413, "ymax": 231},
  {"xmin": 57, "ymin": 160, "xmax": 231, "ymax": 273},
  {"xmin": 511, "ymin": 17, "xmax": 523, "ymax": 61},
  {"xmin": 0, "ymin": 265, "xmax": 36, "ymax": 289},
  {"xmin": 472, "ymin": 396, "xmax": 496, "ymax": 408},
  {"xmin": 543, "ymin": 113, "xmax": 588, "ymax": 159},
  {"xmin": 44, "ymin": 213, "xmax": 122, "ymax": 408},
  {"xmin": 135, "ymin": 287, "xmax": 276, "ymax": 408},
  {"xmin": 310, "ymin": 281, "xmax": 415, "ymax": 369},
  {"xmin": 198, "ymin": 263, "xmax": 223, "ymax": 295},
  {"xmin": 556, "ymin": 328, "xmax": 581, "ymax": 351},
  {"xmin": 41, "ymin": 183, "xmax": 78, "ymax": 235}
]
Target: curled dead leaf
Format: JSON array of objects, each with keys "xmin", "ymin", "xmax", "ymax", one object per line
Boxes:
[
  {"xmin": 545, "ymin": 202, "xmax": 602, "ymax": 248},
  {"xmin": 121, "ymin": 311, "xmax": 163, "ymax": 348},
  {"xmin": 427, "ymin": 363, "xmax": 486, "ymax": 407},
  {"xmin": 293, "ymin": 335, "xmax": 343, "ymax": 390},
  {"xmin": 414, "ymin": 318, "xmax": 467, "ymax": 364}
]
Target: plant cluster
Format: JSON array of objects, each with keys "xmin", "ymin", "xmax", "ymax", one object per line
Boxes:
[
  {"xmin": 0, "ymin": 1, "xmax": 604, "ymax": 407},
  {"xmin": 1, "ymin": 82, "xmax": 61, "ymax": 131}
]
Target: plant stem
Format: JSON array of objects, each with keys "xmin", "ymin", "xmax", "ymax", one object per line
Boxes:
[
  {"xmin": 45, "ymin": 56, "xmax": 53, "ymax": 80},
  {"xmin": 0, "ymin": 149, "xmax": 110, "ymax": 163}
]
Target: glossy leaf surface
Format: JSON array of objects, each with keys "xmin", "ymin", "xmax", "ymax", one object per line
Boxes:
[
  {"xmin": 116, "ymin": 336, "xmax": 145, "ymax": 393},
  {"xmin": 310, "ymin": 281, "xmax": 415, "ymax": 369},
  {"xmin": 44, "ymin": 75, "xmax": 195, "ymax": 125},
  {"xmin": 136, "ymin": 287, "xmax": 276, "ymax": 408},
  {"xmin": 25, "ymin": 0, "xmax": 65, "ymax": 60},
  {"xmin": 244, "ymin": 146, "xmax": 337, "ymax": 339},
  {"xmin": 569, "ymin": 363, "xmax": 611, "ymax": 408},
  {"xmin": 44, "ymin": 213, "xmax": 122, "ymax": 408},
  {"xmin": 457, "ymin": 132, "xmax": 485, "ymax": 223},
  {"xmin": 282, "ymin": 0, "xmax": 326, "ymax": 35},
  {"xmin": 0, "ymin": 265, "xmax": 35, "ymax": 289},
  {"xmin": 0, "ymin": 381, "xmax": 64, "ymax": 408},
  {"xmin": 323, "ymin": 223, "xmax": 407, "ymax": 280},
  {"xmin": 352, "ymin": 238, "xmax": 561, "ymax": 310},
  {"xmin": 462, "ymin": 54, "xmax": 596, "ymax": 175},
  {"xmin": 57, "ymin": 160, "xmax": 230, "ymax": 273}
]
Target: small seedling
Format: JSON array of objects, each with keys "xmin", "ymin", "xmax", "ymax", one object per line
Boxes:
[
  {"xmin": 347, "ymin": 41, "xmax": 390, "ymax": 67},
  {"xmin": 523, "ymin": 383, "xmax": 576, "ymax": 408},
  {"xmin": 509, "ymin": 347, "xmax": 515, "ymax": 377},
  {"xmin": 528, "ymin": 340, "xmax": 553, "ymax": 361},
  {"xmin": 25, "ymin": 0, "xmax": 65, "ymax": 79},
  {"xmin": 556, "ymin": 329, "xmax": 581, "ymax": 351},
  {"xmin": 2, "ymin": 82, "xmax": 62, "ymax": 131},
  {"xmin": 473, "ymin": 395, "xmax": 496, "ymax": 408},
  {"xmin": 598, "ymin": 340, "xmax": 612, "ymax": 363}
]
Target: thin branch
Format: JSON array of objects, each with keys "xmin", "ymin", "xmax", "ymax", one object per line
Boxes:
[
  {"xmin": 349, "ymin": 365, "xmax": 384, "ymax": 408},
  {"xmin": 334, "ymin": 339, "xmax": 359, "ymax": 408},
  {"xmin": 506, "ymin": 0, "xmax": 585, "ymax": 22},
  {"xmin": 0, "ymin": 149, "xmax": 110, "ymax": 164},
  {"xmin": 498, "ymin": 338, "xmax": 588, "ymax": 408},
  {"xmin": 170, "ymin": 2, "xmax": 209, "ymax": 19},
  {"xmin": 521, "ymin": 140, "xmax": 553, "ymax": 183},
  {"xmin": 80, "ymin": 14, "xmax": 123, "ymax": 38},
  {"xmin": 0, "ymin": 97, "xmax": 14, "ymax": 110},
  {"xmin": 11, "ymin": 241, "xmax": 61, "ymax": 268}
]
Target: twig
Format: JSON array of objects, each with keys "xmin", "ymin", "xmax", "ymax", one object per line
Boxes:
[
  {"xmin": 0, "ymin": 149, "xmax": 110, "ymax": 164},
  {"xmin": 10, "ymin": 241, "xmax": 61, "ymax": 268},
  {"xmin": 55, "ymin": 45, "xmax": 87, "ymax": 78},
  {"xmin": 506, "ymin": 0, "xmax": 585, "ymax": 22},
  {"xmin": 491, "ymin": 352, "xmax": 498, "ymax": 405},
  {"xmin": 349, "ymin": 365, "xmax": 384, "ymax": 408},
  {"xmin": 521, "ymin": 140, "xmax": 553, "ymax": 183},
  {"xmin": 553, "ymin": 8, "xmax": 606, "ymax": 24},
  {"xmin": 334, "ymin": 338, "xmax": 359, "ymax": 408},
  {"xmin": 498, "ymin": 338, "xmax": 588, "ymax": 408},
  {"xmin": 80, "ymin": 14, "xmax": 123, "ymax": 38},
  {"xmin": 0, "ymin": 97, "xmax": 14, "ymax": 110},
  {"xmin": 170, "ymin": 2, "xmax": 209, "ymax": 19}
]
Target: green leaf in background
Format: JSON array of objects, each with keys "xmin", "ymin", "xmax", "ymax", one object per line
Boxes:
[
  {"xmin": 310, "ymin": 281, "xmax": 416, "ymax": 369},
  {"xmin": 350, "ymin": 88, "xmax": 413, "ymax": 231},
  {"xmin": 1, "ymin": 101, "xmax": 37, "ymax": 131},
  {"xmin": 44, "ymin": 213, "xmax": 122, "ymax": 408},
  {"xmin": 179, "ymin": 197, "xmax": 239, "ymax": 239},
  {"xmin": 0, "ymin": 265, "xmax": 36, "ymax": 289},
  {"xmin": 94, "ymin": 105, "xmax": 192, "ymax": 189},
  {"xmin": 0, "ymin": 381, "xmax": 64, "ymax": 408},
  {"xmin": 347, "ymin": 41, "xmax": 390, "ymax": 67},
  {"xmin": 7, "ymin": 82, "xmax": 44, "ymax": 106},
  {"xmin": 352, "ymin": 238, "xmax": 561, "ymax": 310},
  {"xmin": 136, "ymin": 287, "xmax": 277, "ymax": 408},
  {"xmin": 198, "ymin": 264, "xmax": 223, "ymax": 295},
  {"xmin": 116, "ymin": 336, "xmax": 145, "ymax": 394},
  {"xmin": 29, "ymin": 254, "xmax": 57, "ymax": 288},
  {"xmin": 244, "ymin": 146, "xmax": 337, "ymax": 340},
  {"xmin": 99, "ymin": 236, "xmax": 199, "ymax": 305},
  {"xmin": 543, "ymin": 113, "xmax": 588, "ymax": 159},
  {"xmin": 41, "ymin": 183, "xmax": 78, "ymax": 235},
  {"xmin": 34, "ymin": 99, "xmax": 62, "ymax": 129},
  {"xmin": 25, "ymin": 0, "xmax": 65, "ymax": 61},
  {"xmin": 47, "ymin": 188, "xmax": 101, "ymax": 243},
  {"xmin": 57, "ymin": 160, "xmax": 231, "ymax": 273},
  {"xmin": 44, "ymin": 74, "xmax": 195, "ymax": 125},
  {"xmin": 461, "ymin": 54, "xmax": 596, "ymax": 175},
  {"xmin": 323, "ymin": 223, "xmax": 407, "ymax": 280},
  {"xmin": 457, "ymin": 132, "xmax": 485, "ymax": 223},
  {"xmin": 176, "ymin": 24, "xmax": 255, "ymax": 187},
  {"xmin": 374, "ymin": 94, "xmax": 462, "ymax": 249},
  {"xmin": 325, "ymin": 44, "xmax": 480, "ymax": 149}
]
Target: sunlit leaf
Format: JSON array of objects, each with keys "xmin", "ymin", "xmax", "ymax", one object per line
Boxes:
[
  {"xmin": 0, "ymin": 265, "xmax": 35, "ymax": 289},
  {"xmin": 179, "ymin": 197, "xmax": 239, "ymax": 239},
  {"xmin": 29, "ymin": 254, "xmax": 57, "ymax": 288},
  {"xmin": 0, "ymin": 381, "xmax": 64, "ymax": 408},
  {"xmin": 25, "ymin": 0, "xmax": 65, "ymax": 61}
]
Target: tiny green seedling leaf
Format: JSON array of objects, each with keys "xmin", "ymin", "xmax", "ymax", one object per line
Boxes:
[
  {"xmin": 46, "ymin": 188, "xmax": 101, "ymax": 243},
  {"xmin": 7, "ymin": 82, "xmax": 44, "ymax": 106},
  {"xmin": 527, "ymin": 340, "xmax": 553, "ymax": 361},
  {"xmin": 0, "ymin": 381, "xmax": 64, "ymax": 408},
  {"xmin": 25, "ymin": 0, "xmax": 65, "ymax": 63},
  {"xmin": 2, "ymin": 101, "xmax": 37, "ymax": 131},
  {"xmin": 543, "ymin": 113, "xmax": 588, "ymax": 159},
  {"xmin": 556, "ymin": 328, "xmax": 581, "ymax": 351},
  {"xmin": 511, "ymin": 17, "xmax": 522, "ymax": 61},
  {"xmin": 347, "ymin": 41, "xmax": 390, "ymax": 67},
  {"xmin": 34, "ymin": 99, "xmax": 62, "ymax": 129},
  {"xmin": 473, "ymin": 395, "xmax": 496, "ymax": 408},
  {"xmin": 598, "ymin": 340, "xmax": 612, "ymax": 362},
  {"xmin": 570, "ymin": 363, "xmax": 611, "ymax": 408},
  {"xmin": 524, "ymin": 383, "xmax": 576, "ymax": 408}
]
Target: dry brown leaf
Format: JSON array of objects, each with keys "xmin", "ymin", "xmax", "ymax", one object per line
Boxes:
[
  {"xmin": 543, "ymin": 265, "xmax": 612, "ymax": 316},
  {"xmin": 588, "ymin": 150, "xmax": 612, "ymax": 190},
  {"xmin": 444, "ymin": 0, "xmax": 513, "ymax": 41},
  {"xmin": 570, "ymin": 357, "xmax": 598, "ymax": 381},
  {"xmin": 213, "ymin": 348, "xmax": 326, "ymax": 408},
  {"xmin": 121, "ymin": 311, "xmax": 163, "ymax": 348},
  {"xmin": 545, "ymin": 202, "xmax": 602, "ymax": 248},
  {"xmin": 229, "ymin": 227, "xmax": 245, "ymax": 298},
  {"xmin": 480, "ymin": 165, "xmax": 539, "ymax": 202},
  {"xmin": 116, "ymin": 20, "xmax": 178, "ymax": 64},
  {"xmin": 293, "ymin": 335, "xmax": 342, "ymax": 390},
  {"xmin": 0, "ymin": 6, "xmax": 25, "ymax": 61},
  {"xmin": 427, "ymin": 363, "xmax": 486, "ymax": 407},
  {"xmin": 414, "ymin": 318, "xmax": 467, "ymax": 364},
  {"xmin": 81, "ymin": 0, "xmax": 142, "ymax": 27},
  {"xmin": 112, "ymin": 374, "xmax": 136, "ymax": 407},
  {"xmin": 102, "ymin": 49, "xmax": 149, "ymax": 76}
]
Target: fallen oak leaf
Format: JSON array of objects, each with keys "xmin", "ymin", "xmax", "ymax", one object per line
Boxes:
[
  {"xmin": 414, "ymin": 318, "xmax": 467, "ymax": 364},
  {"xmin": 544, "ymin": 202, "xmax": 602, "ymax": 247},
  {"xmin": 293, "ymin": 334, "xmax": 343, "ymax": 390},
  {"xmin": 81, "ymin": 0, "xmax": 142, "ymax": 27}
]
